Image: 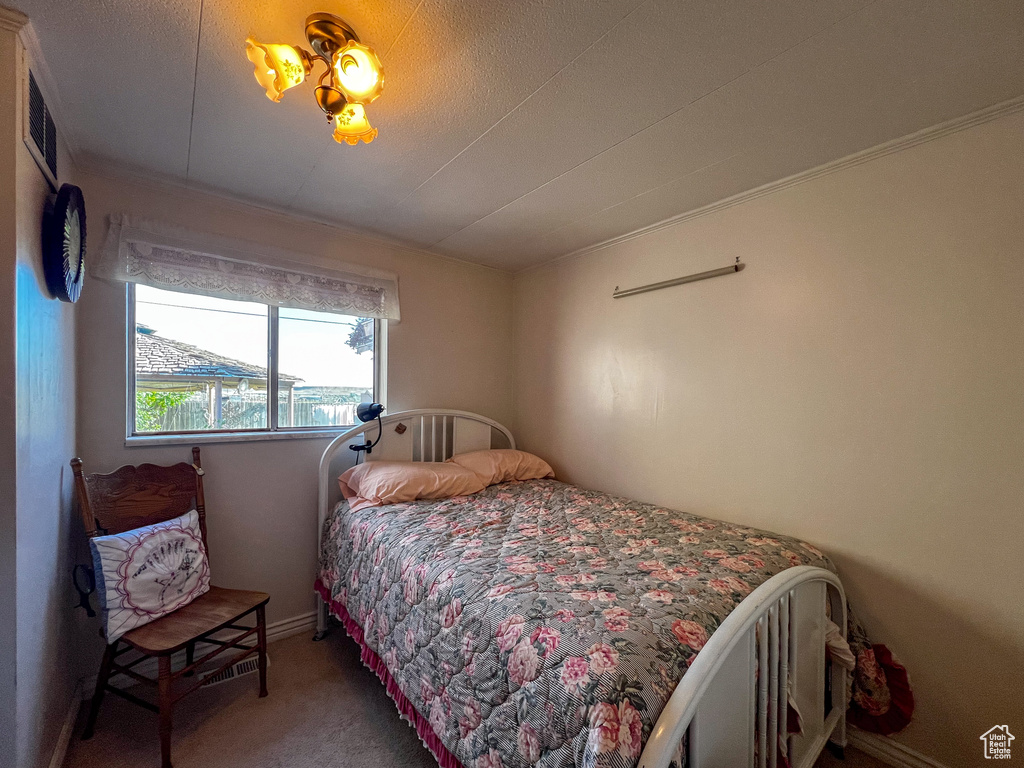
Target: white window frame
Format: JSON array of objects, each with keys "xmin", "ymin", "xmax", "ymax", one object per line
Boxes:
[{"xmin": 124, "ymin": 283, "xmax": 387, "ymax": 446}]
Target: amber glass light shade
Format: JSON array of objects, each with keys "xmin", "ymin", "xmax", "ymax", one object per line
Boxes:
[
  {"xmin": 331, "ymin": 41, "xmax": 384, "ymax": 104},
  {"xmin": 333, "ymin": 103, "xmax": 378, "ymax": 145},
  {"xmin": 245, "ymin": 38, "xmax": 310, "ymax": 102}
]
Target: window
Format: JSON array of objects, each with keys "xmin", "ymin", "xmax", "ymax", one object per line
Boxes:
[{"xmin": 129, "ymin": 284, "xmax": 380, "ymax": 437}]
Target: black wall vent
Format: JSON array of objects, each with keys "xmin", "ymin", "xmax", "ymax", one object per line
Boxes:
[{"xmin": 26, "ymin": 70, "xmax": 58, "ymax": 184}]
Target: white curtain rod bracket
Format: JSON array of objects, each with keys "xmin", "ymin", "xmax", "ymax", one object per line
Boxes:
[{"xmin": 612, "ymin": 260, "xmax": 745, "ymax": 299}]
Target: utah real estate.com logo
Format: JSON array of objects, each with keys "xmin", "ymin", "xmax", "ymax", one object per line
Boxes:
[{"xmin": 980, "ymin": 725, "xmax": 1014, "ymax": 760}]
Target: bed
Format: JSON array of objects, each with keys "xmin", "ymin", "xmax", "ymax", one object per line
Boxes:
[{"xmin": 315, "ymin": 410, "xmax": 849, "ymax": 768}]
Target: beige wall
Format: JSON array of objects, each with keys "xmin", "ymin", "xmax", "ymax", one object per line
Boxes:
[
  {"xmin": 1, "ymin": 18, "xmax": 84, "ymax": 768},
  {"xmin": 14, "ymin": 93, "xmax": 81, "ymax": 768},
  {"xmin": 75, "ymin": 170, "xmax": 514, "ymax": 642},
  {"xmin": 513, "ymin": 110, "xmax": 1024, "ymax": 764},
  {"xmin": 0, "ymin": 12, "xmax": 24, "ymax": 763}
]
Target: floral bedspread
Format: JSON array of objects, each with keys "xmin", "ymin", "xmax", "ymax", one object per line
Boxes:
[{"xmin": 317, "ymin": 479, "xmax": 880, "ymax": 768}]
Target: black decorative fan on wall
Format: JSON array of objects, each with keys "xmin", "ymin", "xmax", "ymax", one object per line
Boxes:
[{"xmin": 42, "ymin": 183, "xmax": 86, "ymax": 303}]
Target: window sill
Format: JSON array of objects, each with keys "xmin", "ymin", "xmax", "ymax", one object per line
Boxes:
[{"xmin": 125, "ymin": 428, "xmax": 357, "ymax": 448}]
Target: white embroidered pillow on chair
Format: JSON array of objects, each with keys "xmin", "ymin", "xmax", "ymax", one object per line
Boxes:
[{"xmin": 89, "ymin": 510, "xmax": 211, "ymax": 641}]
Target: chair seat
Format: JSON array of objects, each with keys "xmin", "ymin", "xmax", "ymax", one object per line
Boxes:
[{"xmin": 122, "ymin": 586, "xmax": 270, "ymax": 655}]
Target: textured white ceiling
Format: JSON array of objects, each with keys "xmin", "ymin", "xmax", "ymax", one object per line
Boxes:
[{"xmin": 14, "ymin": 0, "xmax": 1024, "ymax": 271}]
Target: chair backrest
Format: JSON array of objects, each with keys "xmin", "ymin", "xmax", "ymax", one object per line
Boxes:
[{"xmin": 70, "ymin": 446, "xmax": 208, "ymax": 548}]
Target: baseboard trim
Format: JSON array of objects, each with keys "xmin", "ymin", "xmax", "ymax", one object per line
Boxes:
[
  {"xmin": 81, "ymin": 610, "xmax": 318, "ymax": 698},
  {"xmin": 48, "ymin": 681, "xmax": 82, "ymax": 768},
  {"xmin": 848, "ymin": 728, "xmax": 949, "ymax": 768},
  {"xmin": 266, "ymin": 611, "xmax": 317, "ymax": 644}
]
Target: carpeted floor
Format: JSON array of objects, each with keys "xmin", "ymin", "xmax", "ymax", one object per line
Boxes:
[{"xmin": 64, "ymin": 631, "xmax": 886, "ymax": 768}]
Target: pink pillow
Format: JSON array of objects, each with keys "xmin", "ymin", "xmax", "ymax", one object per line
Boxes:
[
  {"xmin": 447, "ymin": 449, "xmax": 554, "ymax": 486},
  {"xmin": 338, "ymin": 461, "xmax": 487, "ymax": 512}
]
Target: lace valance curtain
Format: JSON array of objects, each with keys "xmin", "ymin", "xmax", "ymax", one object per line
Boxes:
[{"xmin": 94, "ymin": 215, "xmax": 401, "ymax": 320}]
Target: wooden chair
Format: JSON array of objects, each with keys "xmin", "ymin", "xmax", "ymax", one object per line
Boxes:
[{"xmin": 72, "ymin": 447, "xmax": 270, "ymax": 768}]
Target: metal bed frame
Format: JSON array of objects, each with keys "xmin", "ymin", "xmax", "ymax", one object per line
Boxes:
[{"xmin": 316, "ymin": 409, "xmax": 847, "ymax": 768}]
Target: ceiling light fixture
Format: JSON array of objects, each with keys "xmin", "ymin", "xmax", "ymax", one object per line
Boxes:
[{"xmin": 245, "ymin": 12, "xmax": 384, "ymax": 146}]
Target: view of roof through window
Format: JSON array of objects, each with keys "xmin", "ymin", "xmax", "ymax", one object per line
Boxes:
[{"xmin": 132, "ymin": 284, "xmax": 374, "ymax": 433}]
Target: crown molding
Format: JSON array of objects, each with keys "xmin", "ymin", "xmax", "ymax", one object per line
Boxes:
[
  {"xmin": 0, "ymin": 6, "xmax": 27, "ymax": 33},
  {"xmin": 518, "ymin": 93, "xmax": 1024, "ymax": 276},
  {"xmin": 75, "ymin": 154, "xmax": 512, "ymax": 276}
]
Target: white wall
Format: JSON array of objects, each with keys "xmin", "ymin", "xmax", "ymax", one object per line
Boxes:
[
  {"xmin": 75, "ymin": 170, "xmax": 514, "ymax": 644},
  {"xmin": 513, "ymin": 109, "xmax": 1024, "ymax": 764}
]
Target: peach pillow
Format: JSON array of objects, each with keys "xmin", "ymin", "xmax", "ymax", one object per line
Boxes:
[
  {"xmin": 447, "ymin": 449, "xmax": 554, "ymax": 486},
  {"xmin": 338, "ymin": 461, "xmax": 487, "ymax": 512}
]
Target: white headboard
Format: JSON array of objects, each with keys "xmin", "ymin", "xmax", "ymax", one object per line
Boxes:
[
  {"xmin": 361, "ymin": 410, "xmax": 514, "ymax": 463},
  {"xmin": 317, "ymin": 409, "xmax": 515, "ymax": 549}
]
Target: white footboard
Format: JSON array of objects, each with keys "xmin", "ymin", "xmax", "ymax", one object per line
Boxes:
[{"xmin": 639, "ymin": 566, "xmax": 847, "ymax": 768}]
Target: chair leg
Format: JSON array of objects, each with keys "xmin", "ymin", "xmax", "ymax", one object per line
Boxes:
[
  {"xmin": 82, "ymin": 641, "xmax": 118, "ymax": 740},
  {"xmin": 184, "ymin": 641, "xmax": 195, "ymax": 676},
  {"xmin": 158, "ymin": 655, "xmax": 173, "ymax": 768},
  {"xmin": 256, "ymin": 604, "xmax": 268, "ymax": 698}
]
